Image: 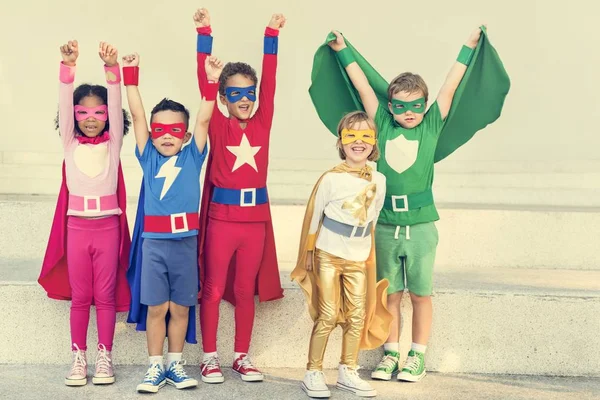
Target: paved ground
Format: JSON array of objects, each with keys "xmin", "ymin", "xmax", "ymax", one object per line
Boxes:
[{"xmin": 1, "ymin": 365, "xmax": 598, "ymax": 400}]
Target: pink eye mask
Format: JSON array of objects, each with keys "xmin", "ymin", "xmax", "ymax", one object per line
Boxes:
[{"xmin": 74, "ymin": 105, "xmax": 108, "ymax": 122}]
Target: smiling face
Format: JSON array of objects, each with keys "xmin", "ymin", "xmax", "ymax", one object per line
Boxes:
[
  {"xmin": 220, "ymin": 73, "xmax": 256, "ymax": 121},
  {"xmin": 150, "ymin": 110, "xmax": 191, "ymax": 157},
  {"xmin": 340, "ymin": 120, "xmax": 376, "ymax": 168},
  {"xmin": 76, "ymin": 95, "xmax": 107, "ymax": 137}
]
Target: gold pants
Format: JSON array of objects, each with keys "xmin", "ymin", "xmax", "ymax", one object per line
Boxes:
[{"xmin": 307, "ymin": 249, "xmax": 367, "ymax": 370}]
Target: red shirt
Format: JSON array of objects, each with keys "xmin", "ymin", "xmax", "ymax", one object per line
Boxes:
[{"xmin": 197, "ymin": 28, "xmax": 278, "ymax": 222}]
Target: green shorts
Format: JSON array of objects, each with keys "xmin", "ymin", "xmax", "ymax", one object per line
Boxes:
[{"xmin": 375, "ymin": 222, "xmax": 438, "ymax": 296}]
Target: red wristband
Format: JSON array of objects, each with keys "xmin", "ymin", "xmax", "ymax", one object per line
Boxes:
[
  {"xmin": 203, "ymin": 82, "xmax": 219, "ymax": 101},
  {"xmin": 196, "ymin": 26, "xmax": 212, "ymax": 35},
  {"xmin": 265, "ymin": 27, "xmax": 279, "ymax": 37},
  {"xmin": 123, "ymin": 66, "xmax": 139, "ymax": 86}
]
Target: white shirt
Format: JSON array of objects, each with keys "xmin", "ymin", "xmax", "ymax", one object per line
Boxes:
[{"xmin": 309, "ymin": 170, "xmax": 386, "ymax": 262}]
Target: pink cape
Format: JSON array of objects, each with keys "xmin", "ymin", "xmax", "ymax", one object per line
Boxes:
[{"xmin": 38, "ymin": 162, "xmax": 131, "ymax": 312}]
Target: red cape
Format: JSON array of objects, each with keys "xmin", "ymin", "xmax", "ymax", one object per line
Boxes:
[
  {"xmin": 197, "ymin": 151, "xmax": 283, "ymax": 305},
  {"xmin": 38, "ymin": 162, "xmax": 131, "ymax": 312}
]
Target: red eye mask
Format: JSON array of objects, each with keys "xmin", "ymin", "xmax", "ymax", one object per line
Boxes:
[
  {"xmin": 150, "ymin": 123, "xmax": 186, "ymax": 139},
  {"xmin": 74, "ymin": 105, "xmax": 108, "ymax": 122}
]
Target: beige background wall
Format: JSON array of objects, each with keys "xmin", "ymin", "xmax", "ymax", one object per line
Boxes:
[{"xmin": 1, "ymin": 0, "xmax": 598, "ymax": 206}]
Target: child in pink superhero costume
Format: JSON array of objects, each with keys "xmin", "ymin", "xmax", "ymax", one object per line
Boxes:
[
  {"xmin": 39, "ymin": 40, "xmax": 132, "ymax": 387},
  {"xmin": 194, "ymin": 8, "xmax": 286, "ymax": 384}
]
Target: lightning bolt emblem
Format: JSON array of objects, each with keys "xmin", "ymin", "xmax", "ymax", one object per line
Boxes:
[{"xmin": 155, "ymin": 156, "xmax": 181, "ymax": 200}]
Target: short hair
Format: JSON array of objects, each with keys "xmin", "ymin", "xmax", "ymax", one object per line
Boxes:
[
  {"xmin": 387, "ymin": 72, "xmax": 429, "ymax": 103},
  {"xmin": 336, "ymin": 111, "xmax": 380, "ymax": 162},
  {"xmin": 150, "ymin": 98, "xmax": 190, "ymax": 130},
  {"xmin": 219, "ymin": 62, "xmax": 258, "ymax": 96}
]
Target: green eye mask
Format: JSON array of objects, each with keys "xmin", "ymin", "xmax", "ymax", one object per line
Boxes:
[{"xmin": 390, "ymin": 98, "xmax": 426, "ymax": 115}]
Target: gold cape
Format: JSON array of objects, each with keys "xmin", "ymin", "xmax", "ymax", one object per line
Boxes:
[{"xmin": 290, "ymin": 163, "xmax": 392, "ymax": 350}]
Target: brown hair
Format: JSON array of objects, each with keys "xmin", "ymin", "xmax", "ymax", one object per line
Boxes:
[
  {"xmin": 336, "ymin": 111, "xmax": 380, "ymax": 162},
  {"xmin": 387, "ymin": 72, "xmax": 429, "ymax": 102}
]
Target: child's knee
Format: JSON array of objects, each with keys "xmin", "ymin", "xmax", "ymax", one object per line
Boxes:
[
  {"xmin": 409, "ymin": 292, "xmax": 431, "ymax": 304},
  {"xmin": 168, "ymin": 302, "xmax": 189, "ymax": 319},
  {"xmin": 148, "ymin": 302, "xmax": 169, "ymax": 319},
  {"xmin": 387, "ymin": 292, "xmax": 403, "ymax": 306}
]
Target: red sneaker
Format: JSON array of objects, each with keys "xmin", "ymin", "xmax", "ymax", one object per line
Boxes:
[
  {"xmin": 200, "ymin": 355, "xmax": 224, "ymax": 384},
  {"xmin": 232, "ymin": 354, "xmax": 264, "ymax": 382}
]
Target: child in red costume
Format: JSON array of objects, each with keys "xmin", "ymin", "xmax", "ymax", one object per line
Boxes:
[{"xmin": 194, "ymin": 8, "xmax": 285, "ymax": 383}]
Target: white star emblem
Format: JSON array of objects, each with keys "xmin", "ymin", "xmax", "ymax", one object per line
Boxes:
[{"xmin": 226, "ymin": 133, "xmax": 261, "ymax": 172}]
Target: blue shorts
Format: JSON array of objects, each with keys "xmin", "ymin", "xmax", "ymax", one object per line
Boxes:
[{"xmin": 141, "ymin": 236, "xmax": 199, "ymax": 307}]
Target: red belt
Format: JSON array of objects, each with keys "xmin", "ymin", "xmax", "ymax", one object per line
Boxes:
[{"xmin": 144, "ymin": 212, "xmax": 199, "ymax": 234}]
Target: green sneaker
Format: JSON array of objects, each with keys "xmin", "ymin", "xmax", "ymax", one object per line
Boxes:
[
  {"xmin": 397, "ymin": 350, "xmax": 426, "ymax": 382},
  {"xmin": 370, "ymin": 350, "xmax": 399, "ymax": 381}
]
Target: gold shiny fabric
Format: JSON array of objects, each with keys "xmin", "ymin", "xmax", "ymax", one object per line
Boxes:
[
  {"xmin": 291, "ymin": 163, "xmax": 392, "ymax": 363},
  {"xmin": 307, "ymin": 249, "xmax": 367, "ymax": 370}
]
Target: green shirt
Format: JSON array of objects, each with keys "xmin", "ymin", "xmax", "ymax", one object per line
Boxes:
[{"xmin": 375, "ymin": 102, "xmax": 443, "ymax": 226}]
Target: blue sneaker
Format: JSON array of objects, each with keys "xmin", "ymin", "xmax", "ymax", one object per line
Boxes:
[
  {"xmin": 136, "ymin": 363, "xmax": 166, "ymax": 393},
  {"xmin": 166, "ymin": 360, "xmax": 198, "ymax": 389}
]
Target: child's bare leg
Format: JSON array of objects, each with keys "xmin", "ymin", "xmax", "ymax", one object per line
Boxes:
[
  {"xmin": 167, "ymin": 302, "xmax": 189, "ymax": 353},
  {"xmin": 146, "ymin": 302, "xmax": 169, "ymax": 356},
  {"xmin": 409, "ymin": 293, "xmax": 432, "ymax": 345},
  {"xmin": 385, "ymin": 292, "xmax": 403, "ymax": 343}
]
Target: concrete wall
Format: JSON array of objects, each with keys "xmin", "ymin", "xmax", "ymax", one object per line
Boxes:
[{"xmin": 1, "ymin": 0, "xmax": 599, "ymax": 206}]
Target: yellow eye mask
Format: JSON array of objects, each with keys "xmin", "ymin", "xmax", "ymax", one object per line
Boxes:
[{"xmin": 340, "ymin": 129, "xmax": 377, "ymax": 145}]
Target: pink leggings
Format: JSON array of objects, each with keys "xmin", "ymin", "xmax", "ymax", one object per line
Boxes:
[
  {"xmin": 67, "ymin": 216, "xmax": 120, "ymax": 351},
  {"xmin": 201, "ymin": 218, "xmax": 265, "ymax": 353}
]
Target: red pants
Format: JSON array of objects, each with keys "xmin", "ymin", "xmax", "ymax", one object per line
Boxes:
[
  {"xmin": 67, "ymin": 216, "xmax": 120, "ymax": 351},
  {"xmin": 200, "ymin": 218, "xmax": 265, "ymax": 353}
]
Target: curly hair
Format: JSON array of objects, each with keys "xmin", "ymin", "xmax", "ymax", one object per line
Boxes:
[
  {"xmin": 219, "ymin": 62, "xmax": 258, "ymax": 96},
  {"xmin": 54, "ymin": 83, "xmax": 131, "ymax": 136}
]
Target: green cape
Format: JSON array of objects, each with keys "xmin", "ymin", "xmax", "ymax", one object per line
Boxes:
[{"xmin": 308, "ymin": 28, "xmax": 510, "ymax": 162}]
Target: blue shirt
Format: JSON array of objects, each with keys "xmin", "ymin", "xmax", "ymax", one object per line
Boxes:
[{"xmin": 136, "ymin": 141, "xmax": 207, "ymax": 239}]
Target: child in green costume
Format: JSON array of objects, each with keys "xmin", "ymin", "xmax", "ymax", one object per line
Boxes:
[{"xmin": 325, "ymin": 26, "xmax": 501, "ymax": 383}]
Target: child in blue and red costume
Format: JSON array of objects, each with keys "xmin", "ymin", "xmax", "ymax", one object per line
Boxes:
[
  {"xmin": 194, "ymin": 8, "xmax": 285, "ymax": 384},
  {"xmin": 121, "ymin": 50, "xmax": 223, "ymax": 393},
  {"xmin": 39, "ymin": 40, "xmax": 132, "ymax": 387}
]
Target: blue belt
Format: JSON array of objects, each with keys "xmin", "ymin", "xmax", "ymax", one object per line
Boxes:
[
  {"xmin": 322, "ymin": 215, "xmax": 373, "ymax": 238},
  {"xmin": 212, "ymin": 187, "xmax": 268, "ymax": 207}
]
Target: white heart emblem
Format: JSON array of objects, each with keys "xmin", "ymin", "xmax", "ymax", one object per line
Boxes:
[
  {"xmin": 73, "ymin": 143, "xmax": 109, "ymax": 178},
  {"xmin": 385, "ymin": 135, "xmax": 419, "ymax": 175}
]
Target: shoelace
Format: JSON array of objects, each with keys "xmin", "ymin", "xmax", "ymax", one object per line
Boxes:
[
  {"xmin": 170, "ymin": 360, "xmax": 189, "ymax": 379},
  {"xmin": 403, "ymin": 354, "xmax": 420, "ymax": 372},
  {"xmin": 378, "ymin": 354, "xmax": 398, "ymax": 370},
  {"xmin": 144, "ymin": 364, "xmax": 163, "ymax": 382},
  {"xmin": 95, "ymin": 345, "xmax": 112, "ymax": 375},
  {"xmin": 202, "ymin": 356, "xmax": 221, "ymax": 373},
  {"xmin": 70, "ymin": 344, "xmax": 86, "ymax": 376},
  {"xmin": 237, "ymin": 355, "xmax": 257, "ymax": 370},
  {"xmin": 308, "ymin": 370, "xmax": 326, "ymax": 385},
  {"xmin": 344, "ymin": 366, "xmax": 365, "ymax": 385}
]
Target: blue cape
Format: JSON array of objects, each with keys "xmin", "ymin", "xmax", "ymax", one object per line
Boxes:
[{"xmin": 126, "ymin": 180, "xmax": 197, "ymax": 344}]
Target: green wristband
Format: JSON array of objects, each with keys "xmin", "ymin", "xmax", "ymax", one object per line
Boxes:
[
  {"xmin": 457, "ymin": 45, "xmax": 474, "ymax": 66},
  {"xmin": 336, "ymin": 47, "xmax": 355, "ymax": 68}
]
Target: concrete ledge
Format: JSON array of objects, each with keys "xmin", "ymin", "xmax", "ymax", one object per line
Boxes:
[{"xmin": 2, "ymin": 280, "xmax": 599, "ymax": 376}]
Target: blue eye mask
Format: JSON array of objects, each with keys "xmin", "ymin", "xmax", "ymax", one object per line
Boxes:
[{"xmin": 225, "ymin": 86, "xmax": 257, "ymax": 103}]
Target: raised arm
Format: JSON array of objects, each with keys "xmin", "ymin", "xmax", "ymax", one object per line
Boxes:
[
  {"xmin": 328, "ymin": 31, "xmax": 379, "ymax": 120},
  {"xmin": 253, "ymin": 13, "xmax": 285, "ymax": 128},
  {"xmin": 436, "ymin": 26, "xmax": 483, "ymax": 120},
  {"xmin": 58, "ymin": 40, "xmax": 79, "ymax": 148},
  {"xmin": 121, "ymin": 53, "xmax": 149, "ymax": 154},
  {"xmin": 194, "ymin": 56, "xmax": 224, "ymax": 151},
  {"xmin": 98, "ymin": 41, "xmax": 123, "ymax": 148}
]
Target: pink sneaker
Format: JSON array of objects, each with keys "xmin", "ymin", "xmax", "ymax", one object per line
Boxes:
[
  {"xmin": 232, "ymin": 354, "xmax": 264, "ymax": 382},
  {"xmin": 92, "ymin": 344, "xmax": 115, "ymax": 385},
  {"xmin": 65, "ymin": 344, "xmax": 87, "ymax": 386}
]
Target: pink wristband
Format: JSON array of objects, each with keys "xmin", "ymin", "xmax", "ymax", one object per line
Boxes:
[
  {"xmin": 59, "ymin": 62, "xmax": 76, "ymax": 84},
  {"xmin": 265, "ymin": 27, "xmax": 279, "ymax": 37},
  {"xmin": 196, "ymin": 26, "xmax": 212, "ymax": 35},
  {"xmin": 104, "ymin": 64, "xmax": 121, "ymax": 84}
]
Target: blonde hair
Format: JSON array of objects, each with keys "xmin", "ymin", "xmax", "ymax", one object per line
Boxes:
[
  {"xmin": 336, "ymin": 111, "xmax": 380, "ymax": 162},
  {"xmin": 387, "ymin": 72, "xmax": 429, "ymax": 102}
]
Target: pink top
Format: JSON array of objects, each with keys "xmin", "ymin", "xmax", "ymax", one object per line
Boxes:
[{"xmin": 58, "ymin": 62, "xmax": 124, "ymax": 217}]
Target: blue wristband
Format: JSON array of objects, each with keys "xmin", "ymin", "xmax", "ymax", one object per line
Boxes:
[
  {"xmin": 197, "ymin": 34, "xmax": 213, "ymax": 54},
  {"xmin": 264, "ymin": 36, "xmax": 278, "ymax": 55}
]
